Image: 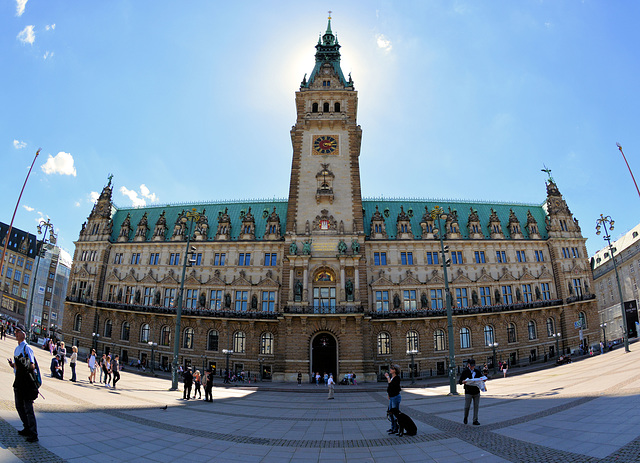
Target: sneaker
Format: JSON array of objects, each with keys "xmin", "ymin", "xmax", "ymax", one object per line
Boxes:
[
  {"xmin": 18, "ymin": 429, "xmax": 29, "ymax": 436},
  {"xmin": 26, "ymin": 435, "xmax": 38, "ymax": 443},
  {"xmin": 463, "ymin": 417, "xmax": 468, "ymax": 424},
  {"xmin": 473, "ymin": 421, "xmax": 480, "ymax": 426}
]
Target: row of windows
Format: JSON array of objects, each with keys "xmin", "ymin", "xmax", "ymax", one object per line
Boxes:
[
  {"xmin": 111, "ymin": 251, "xmax": 277, "ymax": 267},
  {"xmin": 373, "ymin": 250, "xmax": 545, "ymax": 266},
  {"xmin": 374, "ymin": 283, "xmax": 553, "ymax": 311},
  {"xmin": 74, "ymin": 315, "xmax": 273, "ymax": 353},
  {"xmin": 311, "ymin": 101, "xmax": 341, "ymax": 112},
  {"xmin": 561, "ymin": 247, "xmax": 580, "ymax": 259},
  {"xmin": 1, "ymin": 267, "xmax": 30, "ymax": 286},
  {"xmin": 375, "ymin": 316, "xmax": 577, "ymax": 354}
]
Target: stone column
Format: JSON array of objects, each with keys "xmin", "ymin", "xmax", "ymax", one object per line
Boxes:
[{"xmin": 303, "ymin": 267, "xmax": 309, "ymax": 303}]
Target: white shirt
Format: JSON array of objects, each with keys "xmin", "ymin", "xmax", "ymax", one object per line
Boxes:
[{"xmin": 88, "ymin": 354, "xmax": 96, "ymax": 369}]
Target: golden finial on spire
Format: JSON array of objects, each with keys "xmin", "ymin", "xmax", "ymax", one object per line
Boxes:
[{"xmin": 328, "ymin": 10, "xmax": 332, "ymax": 19}]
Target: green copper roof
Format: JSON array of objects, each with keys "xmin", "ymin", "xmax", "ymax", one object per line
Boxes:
[{"xmin": 303, "ymin": 17, "xmax": 353, "ymax": 89}]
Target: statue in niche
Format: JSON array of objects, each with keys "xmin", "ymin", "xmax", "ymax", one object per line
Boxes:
[
  {"xmin": 224, "ymin": 292, "xmax": 231, "ymax": 309},
  {"xmin": 117, "ymin": 288, "xmax": 123, "ymax": 302},
  {"xmin": 199, "ymin": 292, "xmax": 207, "ymax": 308},
  {"xmin": 289, "ymin": 242, "xmax": 298, "ymax": 255},
  {"xmin": 339, "ymin": 221, "xmax": 344, "ymax": 234},
  {"xmin": 535, "ymin": 286, "xmax": 542, "ymax": 300},
  {"xmin": 251, "ymin": 295, "xmax": 258, "ymax": 310},
  {"xmin": 420, "ymin": 293, "xmax": 428, "ymax": 309},
  {"xmin": 351, "ymin": 239, "xmax": 360, "ymax": 254},
  {"xmin": 294, "ymin": 280, "xmax": 303, "ymax": 302},
  {"xmin": 305, "ymin": 220, "xmax": 310, "ymax": 234},
  {"xmin": 345, "ymin": 279, "xmax": 354, "ymax": 301},
  {"xmin": 195, "ymin": 210, "xmax": 209, "ymax": 238},
  {"xmin": 337, "ymin": 240, "xmax": 347, "ymax": 255},
  {"xmin": 135, "ymin": 289, "xmax": 141, "ymax": 303},
  {"xmin": 302, "ymin": 240, "xmax": 312, "ymax": 255},
  {"xmin": 471, "ymin": 290, "xmax": 479, "ymax": 306},
  {"xmin": 154, "ymin": 292, "xmax": 161, "ymax": 305},
  {"xmin": 393, "ymin": 294, "xmax": 401, "ymax": 310}
]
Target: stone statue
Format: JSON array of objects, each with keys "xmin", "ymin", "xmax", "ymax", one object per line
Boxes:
[
  {"xmin": 302, "ymin": 240, "xmax": 312, "ymax": 255},
  {"xmin": 289, "ymin": 241, "xmax": 298, "ymax": 255},
  {"xmin": 199, "ymin": 292, "xmax": 207, "ymax": 308},
  {"xmin": 224, "ymin": 292, "xmax": 231, "ymax": 309},
  {"xmin": 393, "ymin": 293, "xmax": 401, "ymax": 309},
  {"xmin": 345, "ymin": 279, "xmax": 354, "ymax": 301},
  {"xmin": 337, "ymin": 240, "xmax": 347, "ymax": 255},
  {"xmin": 351, "ymin": 239, "xmax": 360, "ymax": 254},
  {"xmin": 251, "ymin": 295, "xmax": 258, "ymax": 310},
  {"xmin": 420, "ymin": 293, "xmax": 428, "ymax": 309},
  {"xmin": 294, "ymin": 280, "xmax": 303, "ymax": 301}
]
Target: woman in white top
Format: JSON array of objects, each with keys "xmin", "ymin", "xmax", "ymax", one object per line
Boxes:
[
  {"xmin": 87, "ymin": 349, "xmax": 97, "ymax": 384},
  {"xmin": 327, "ymin": 374, "xmax": 335, "ymax": 399},
  {"xmin": 70, "ymin": 346, "xmax": 78, "ymax": 382}
]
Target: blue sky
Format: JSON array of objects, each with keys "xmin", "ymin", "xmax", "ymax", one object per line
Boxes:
[{"xmin": 1, "ymin": 1, "xmax": 638, "ymax": 257}]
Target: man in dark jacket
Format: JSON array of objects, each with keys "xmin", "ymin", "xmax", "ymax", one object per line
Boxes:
[
  {"xmin": 183, "ymin": 368, "xmax": 193, "ymax": 400},
  {"xmin": 458, "ymin": 358, "xmax": 483, "ymax": 425}
]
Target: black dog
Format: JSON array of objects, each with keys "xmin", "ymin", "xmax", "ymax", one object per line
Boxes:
[{"xmin": 389, "ymin": 409, "xmax": 417, "ymax": 436}]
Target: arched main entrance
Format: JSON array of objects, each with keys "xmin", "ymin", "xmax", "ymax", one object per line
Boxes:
[{"xmin": 311, "ymin": 333, "xmax": 337, "ymax": 378}]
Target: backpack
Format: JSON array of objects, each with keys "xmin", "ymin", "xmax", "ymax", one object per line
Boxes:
[{"xmin": 14, "ymin": 345, "xmax": 42, "ymax": 400}]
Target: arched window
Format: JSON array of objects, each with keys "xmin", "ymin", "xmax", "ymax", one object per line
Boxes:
[
  {"xmin": 312, "ymin": 102, "xmax": 318, "ymax": 113},
  {"xmin": 121, "ymin": 321, "xmax": 130, "ymax": 341},
  {"xmin": 528, "ymin": 320, "xmax": 537, "ymax": 340},
  {"xmin": 104, "ymin": 319, "xmax": 112, "ymax": 338},
  {"xmin": 507, "ymin": 323, "xmax": 517, "ymax": 343},
  {"xmin": 73, "ymin": 314, "xmax": 82, "ymax": 332},
  {"xmin": 460, "ymin": 327, "xmax": 471, "ymax": 349},
  {"xmin": 377, "ymin": 332, "xmax": 390, "ymax": 355},
  {"xmin": 578, "ymin": 312, "xmax": 587, "ymax": 329},
  {"xmin": 546, "ymin": 318, "xmax": 555, "ymax": 337},
  {"xmin": 260, "ymin": 332, "xmax": 274, "ymax": 354},
  {"xmin": 207, "ymin": 330, "xmax": 219, "ymax": 351},
  {"xmin": 334, "ymin": 102, "xmax": 341, "ymax": 112},
  {"xmin": 183, "ymin": 327, "xmax": 194, "ymax": 349},
  {"xmin": 160, "ymin": 325, "xmax": 171, "ymax": 346},
  {"xmin": 323, "ymin": 102, "xmax": 330, "ymax": 112},
  {"xmin": 484, "ymin": 325, "xmax": 494, "ymax": 346},
  {"xmin": 140, "ymin": 323, "xmax": 150, "ymax": 343},
  {"xmin": 434, "ymin": 329, "xmax": 445, "ymax": 351},
  {"xmin": 406, "ymin": 330, "xmax": 419, "ymax": 352},
  {"xmin": 233, "ymin": 331, "xmax": 246, "ymax": 353}
]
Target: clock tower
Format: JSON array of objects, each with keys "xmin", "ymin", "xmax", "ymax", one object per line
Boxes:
[{"xmin": 284, "ymin": 16, "xmax": 366, "ymax": 311}]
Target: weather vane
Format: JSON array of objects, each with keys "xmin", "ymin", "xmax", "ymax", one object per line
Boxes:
[
  {"xmin": 328, "ymin": 10, "xmax": 332, "ymax": 19},
  {"xmin": 541, "ymin": 165, "xmax": 554, "ymax": 183}
]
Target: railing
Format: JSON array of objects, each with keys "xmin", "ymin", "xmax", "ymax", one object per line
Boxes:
[
  {"xmin": 370, "ymin": 299, "xmax": 563, "ymax": 319},
  {"xmin": 283, "ymin": 305, "xmax": 364, "ymax": 314},
  {"xmin": 95, "ymin": 300, "xmax": 280, "ymax": 319},
  {"xmin": 565, "ymin": 293, "xmax": 596, "ymax": 304},
  {"xmin": 66, "ymin": 295, "xmax": 94, "ymax": 305}
]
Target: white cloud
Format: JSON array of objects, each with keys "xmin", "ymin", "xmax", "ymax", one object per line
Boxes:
[
  {"xmin": 17, "ymin": 25, "xmax": 35, "ymax": 45},
  {"xmin": 74, "ymin": 201, "xmax": 81, "ymax": 207},
  {"xmin": 119, "ymin": 186, "xmax": 146, "ymax": 207},
  {"xmin": 16, "ymin": 0, "xmax": 27, "ymax": 17},
  {"xmin": 376, "ymin": 34, "xmax": 392, "ymax": 53},
  {"xmin": 41, "ymin": 151, "xmax": 77, "ymax": 176},
  {"xmin": 140, "ymin": 184, "xmax": 158, "ymax": 202},
  {"xmin": 43, "ymin": 51, "xmax": 54, "ymax": 60},
  {"xmin": 89, "ymin": 192, "xmax": 100, "ymax": 204},
  {"xmin": 13, "ymin": 140, "xmax": 26, "ymax": 149},
  {"xmin": 45, "ymin": 24, "xmax": 56, "ymax": 31},
  {"xmin": 23, "ymin": 205, "xmax": 34, "ymax": 212}
]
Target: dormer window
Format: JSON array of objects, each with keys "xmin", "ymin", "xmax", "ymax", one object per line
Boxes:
[{"xmin": 334, "ymin": 102, "xmax": 340, "ymax": 112}]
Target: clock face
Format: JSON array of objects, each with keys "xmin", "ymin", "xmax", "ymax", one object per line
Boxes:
[{"xmin": 313, "ymin": 135, "xmax": 338, "ymax": 155}]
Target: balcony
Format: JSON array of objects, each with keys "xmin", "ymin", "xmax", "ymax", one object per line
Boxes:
[
  {"xmin": 565, "ymin": 293, "xmax": 596, "ymax": 304},
  {"xmin": 94, "ymin": 300, "xmax": 279, "ymax": 320},
  {"xmin": 283, "ymin": 305, "xmax": 364, "ymax": 315},
  {"xmin": 66, "ymin": 295, "xmax": 94, "ymax": 305}
]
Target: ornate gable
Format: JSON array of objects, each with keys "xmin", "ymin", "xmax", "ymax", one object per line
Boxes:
[
  {"xmin": 487, "ymin": 208, "xmax": 504, "ymax": 239},
  {"xmin": 152, "ymin": 211, "xmax": 168, "ymax": 241},
  {"xmin": 118, "ymin": 213, "xmax": 132, "ymax": 242},
  {"xmin": 396, "ymin": 205, "xmax": 413, "ymax": 239},
  {"xmin": 467, "ymin": 207, "xmax": 483, "ymax": 239},
  {"xmin": 420, "ymin": 206, "xmax": 436, "ymax": 239},
  {"xmin": 508, "ymin": 209, "xmax": 523, "ymax": 239},
  {"xmin": 369, "ymin": 205, "xmax": 387, "ymax": 239},
  {"xmin": 140, "ymin": 271, "xmax": 157, "ymax": 284},
  {"xmin": 445, "ymin": 207, "xmax": 461, "ymax": 239},
  {"xmin": 477, "ymin": 267, "xmax": 496, "ymax": 283},
  {"xmin": 370, "ymin": 275, "xmax": 394, "ymax": 287},
  {"xmin": 264, "ymin": 207, "xmax": 282, "ymax": 240},
  {"xmin": 194, "ymin": 210, "xmax": 209, "ymax": 241},
  {"xmin": 451, "ymin": 270, "xmax": 473, "ymax": 284},
  {"xmin": 239, "ymin": 207, "xmax": 256, "ymax": 240},
  {"xmin": 171, "ymin": 210, "xmax": 187, "ymax": 241},
  {"xmin": 134, "ymin": 213, "xmax": 149, "ymax": 242},
  {"xmin": 106, "ymin": 269, "xmax": 121, "ymax": 282},
  {"xmin": 525, "ymin": 210, "xmax": 541, "ymax": 239},
  {"xmin": 499, "ymin": 267, "xmax": 517, "ymax": 281},
  {"xmin": 159, "ymin": 272, "xmax": 179, "ymax": 285},
  {"xmin": 215, "ymin": 208, "xmax": 231, "ymax": 241},
  {"xmin": 202, "ymin": 270, "xmax": 226, "ymax": 286}
]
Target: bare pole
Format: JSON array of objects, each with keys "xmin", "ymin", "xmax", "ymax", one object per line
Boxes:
[
  {"xmin": 0, "ymin": 149, "xmax": 41, "ymax": 318},
  {"xmin": 616, "ymin": 143, "xmax": 640, "ymax": 199}
]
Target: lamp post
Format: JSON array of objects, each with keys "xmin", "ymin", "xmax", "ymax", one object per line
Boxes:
[
  {"xmin": 148, "ymin": 341, "xmax": 157, "ymax": 374},
  {"xmin": 596, "ymin": 214, "xmax": 630, "ymax": 353},
  {"xmin": 600, "ymin": 323, "xmax": 607, "ymax": 353},
  {"xmin": 552, "ymin": 332, "xmax": 561, "ymax": 357},
  {"xmin": 50, "ymin": 324, "xmax": 59, "ymax": 342},
  {"xmin": 171, "ymin": 208, "xmax": 203, "ymax": 390},
  {"xmin": 406, "ymin": 349, "xmax": 418, "ymax": 384},
  {"xmin": 222, "ymin": 349, "xmax": 233, "ymax": 383},
  {"xmin": 201, "ymin": 354, "xmax": 207, "ymax": 374},
  {"xmin": 258, "ymin": 357, "xmax": 265, "ymax": 381},
  {"xmin": 490, "ymin": 342, "xmax": 499, "ymax": 374},
  {"xmin": 431, "ymin": 206, "xmax": 458, "ymax": 395},
  {"xmin": 25, "ymin": 219, "xmax": 55, "ymax": 343},
  {"xmin": 92, "ymin": 332, "xmax": 100, "ymax": 352}
]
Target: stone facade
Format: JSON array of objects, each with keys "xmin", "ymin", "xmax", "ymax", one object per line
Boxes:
[{"xmin": 62, "ymin": 18, "xmax": 598, "ymax": 382}]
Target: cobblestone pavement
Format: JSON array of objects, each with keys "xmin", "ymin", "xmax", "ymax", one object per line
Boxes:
[{"xmin": 0, "ymin": 337, "xmax": 639, "ymax": 462}]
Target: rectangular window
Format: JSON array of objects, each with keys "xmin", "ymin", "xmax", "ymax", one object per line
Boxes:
[
  {"xmin": 8, "ymin": 255, "xmax": 15, "ymax": 263},
  {"xmin": 186, "ymin": 289, "xmax": 199, "ymax": 308},
  {"xmin": 12, "ymin": 284, "xmax": 19, "ymax": 296},
  {"xmin": 535, "ymin": 250, "xmax": 544, "ymax": 262},
  {"xmin": 143, "ymin": 287, "xmax": 154, "ymax": 305},
  {"xmin": 21, "ymin": 288, "xmax": 28, "ymax": 299},
  {"xmin": 561, "ymin": 247, "xmax": 570, "ymax": 259},
  {"xmin": 261, "ymin": 291, "xmax": 275, "ymax": 312},
  {"xmin": 48, "ymin": 272, "xmax": 55, "ymax": 280},
  {"xmin": 571, "ymin": 247, "xmax": 580, "ymax": 258},
  {"xmin": 264, "ymin": 253, "xmax": 277, "ymax": 266},
  {"xmin": 16, "ymin": 257, "xmax": 24, "ymax": 267},
  {"xmin": 209, "ymin": 290, "xmax": 223, "ymax": 310},
  {"xmin": 238, "ymin": 253, "xmax": 251, "ymax": 266},
  {"xmin": 6, "ymin": 268, "xmax": 12, "ymax": 279},
  {"xmin": 516, "ymin": 251, "xmax": 526, "ymax": 263},
  {"xmin": 430, "ymin": 289, "xmax": 444, "ymax": 309},
  {"xmin": 164, "ymin": 288, "xmax": 176, "ymax": 307},
  {"xmin": 496, "ymin": 251, "xmax": 506, "ymax": 263},
  {"xmin": 374, "ymin": 252, "xmax": 387, "ymax": 266},
  {"xmin": 573, "ymin": 278, "xmax": 583, "ymax": 296},
  {"xmin": 403, "ymin": 290, "xmax": 417, "ymax": 310},
  {"xmin": 375, "ymin": 291, "xmax": 389, "ymax": 312},
  {"xmin": 125, "ymin": 286, "xmax": 134, "ymax": 304},
  {"xmin": 46, "ymin": 285, "xmax": 52, "ymax": 293},
  {"xmin": 502, "ymin": 286, "xmax": 513, "ymax": 304},
  {"xmin": 426, "ymin": 252, "xmax": 439, "ymax": 265},
  {"xmin": 14, "ymin": 270, "xmax": 21, "ymax": 282},
  {"xmin": 456, "ymin": 288, "xmax": 468, "ymax": 308},
  {"xmin": 235, "ymin": 291, "xmax": 248, "ymax": 311},
  {"xmin": 400, "ymin": 252, "xmax": 414, "ymax": 265},
  {"xmin": 130, "ymin": 253, "xmax": 141, "ymax": 265},
  {"xmin": 149, "ymin": 253, "xmax": 160, "ymax": 265},
  {"xmin": 25, "ymin": 261, "xmax": 32, "ymax": 271},
  {"xmin": 507, "ymin": 325, "xmax": 516, "ymax": 343},
  {"xmin": 474, "ymin": 251, "xmax": 485, "ymax": 264},
  {"xmin": 451, "ymin": 251, "xmax": 463, "ymax": 264},
  {"xmin": 479, "ymin": 287, "xmax": 491, "ymax": 306},
  {"xmin": 107, "ymin": 285, "xmax": 116, "ymax": 302},
  {"xmin": 522, "ymin": 284, "xmax": 533, "ymax": 303},
  {"xmin": 23, "ymin": 273, "xmax": 29, "ymax": 285},
  {"xmin": 214, "ymin": 253, "xmax": 226, "ymax": 266},
  {"xmin": 169, "ymin": 253, "xmax": 180, "ymax": 265},
  {"xmin": 114, "ymin": 253, "xmax": 123, "ymax": 264}
]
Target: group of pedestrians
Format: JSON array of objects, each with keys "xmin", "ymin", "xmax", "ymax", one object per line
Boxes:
[
  {"xmin": 182, "ymin": 367, "xmax": 214, "ymax": 401},
  {"xmin": 87, "ymin": 349, "xmax": 121, "ymax": 388}
]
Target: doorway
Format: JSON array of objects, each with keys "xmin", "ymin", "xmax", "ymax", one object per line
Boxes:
[{"xmin": 311, "ymin": 333, "xmax": 337, "ymax": 378}]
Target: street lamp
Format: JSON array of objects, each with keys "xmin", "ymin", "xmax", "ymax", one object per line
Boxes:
[
  {"xmin": 431, "ymin": 206, "xmax": 458, "ymax": 395},
  {"xmin": 201, "ymin": 354, "xmax": 207, "ymax": 373},
  {"xmin": 490, "ymin": 342, "xmax": 499, "ymax": 374},
  {"xmin": 92, "ymin": 332, "xmax": 100, "ymax": 352},
  {"xmin": 50, "ymin": 324, "xmax": 59, "ymax": 342},
  {"xmin": 26, "ymin": 218, "xmax": 56, "ymax": 343},
  {"xmin": 406, "ymin": 349, "xmax": 418, "ymax": 384},
  {"xmin": 222, "ymin": 349, "xmax": 233, "ymax": 383},
  {"xmin": 148, "ymin": 341, "xmax": 157, "ymax": 373},
  {"xmin": 600, "ymin": 323, "xmax": 607, "ymax": 353},
  {"xmin": 171, "ymin": 208, "xmax": 203, "ymax": 391},
  {"xmin": 552, "ymin": 332, "xmax": 561, "ymax": 358},
  {"xmin": 596, "ymin": 214, "xmax": 630, "ymax": 353}
]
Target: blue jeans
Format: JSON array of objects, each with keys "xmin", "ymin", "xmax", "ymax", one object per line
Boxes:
[{"xmin": 388, "ymin": 394, "xmax": 402, "ymax": 431}]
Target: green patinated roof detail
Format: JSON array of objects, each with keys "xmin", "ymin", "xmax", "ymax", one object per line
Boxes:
[
  {"xmin": 109, "ymin": 200, "xmax": 288, "ymax": 243},
  {"xmin": 303, "ymin": 18, "xmax": 353, "ymax": 89},
  {"xmin": 361, "ymin": 200, "xmax": 548, "ymax": 240}
]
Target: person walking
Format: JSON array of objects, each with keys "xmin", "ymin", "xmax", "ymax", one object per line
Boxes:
[
  {"xmin": 69, "ymin": 346, "xmax": 78, "ymax": 382},
  {"xmin": 183, "ymin": 368, "xmax": 193, "ymax": 400},
  {"xmin": 297, "ymin": 371, "xmax": 302, "ymax": 386},
  {"xmin": 193, "ymin": 370, "xmax": 202, "ymax": 399},
  {"xmin": 327, "ymin": 374, "xmax": 335, "ymax": 399},
  {"xmin": 111, "ymin": 355, "xmax": 120, "ymax": 389},
  {"xmin": 203, "ymin": 369, "xmax": 213, "ymax": 402},
  {"xmin": 88, "ymin": 349, "xmax": 97, "ymax": 384},
  {"xmin": 502, "ymin": 361, "xmax": 508, "ymax": 378},
  {"xmin": 385, "ymin": 365, "xmax": 402, "ymax": 434},
  {"xmin": 8, "ymin": 324, "xmax": 39, "ymax": 442},
  {"xmin": 459, "ymin": 359, "xmax": 483, "ymax": 426},
  {"xmin": 315, "ymin": 372, "xmax": 320, "ymax": 386}
]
